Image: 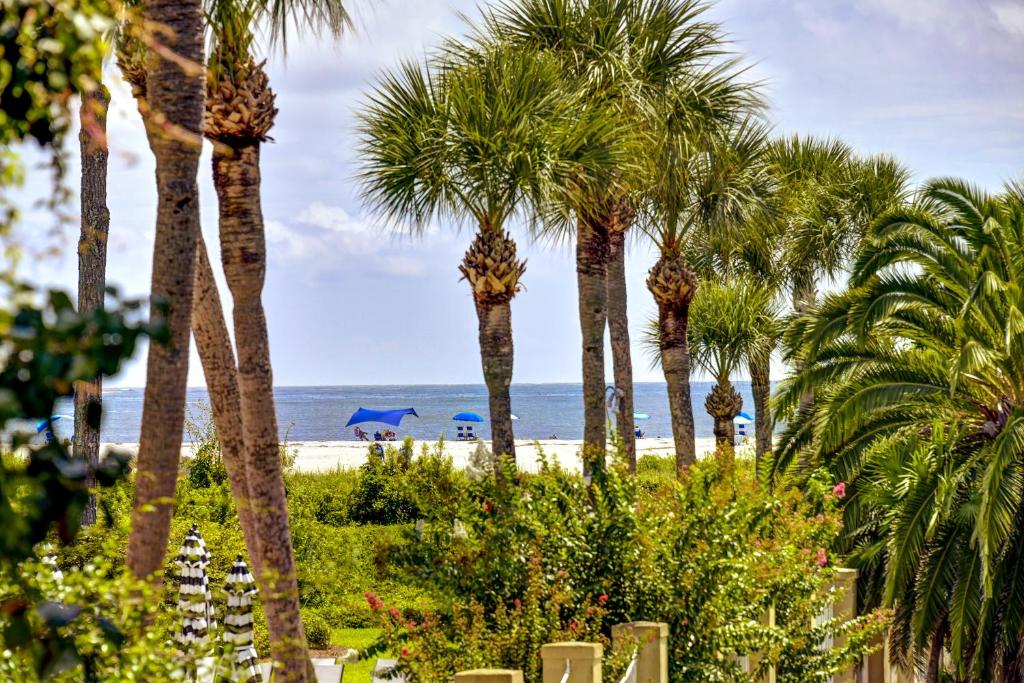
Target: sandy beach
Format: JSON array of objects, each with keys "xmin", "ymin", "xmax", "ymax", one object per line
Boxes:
[{"xmin": 101, "ymin": 437, "xmax": 722, "ymax": 473}]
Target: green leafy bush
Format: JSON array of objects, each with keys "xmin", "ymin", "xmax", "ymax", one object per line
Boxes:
[
  {"xmin": 303, "ymin": 610, "xmax": 331, "ymax": 649},
  {"xmin": 376, "ymin": 451, "xmax": 888, "ymax": 682}
]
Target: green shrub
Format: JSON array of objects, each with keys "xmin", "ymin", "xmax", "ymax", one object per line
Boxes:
[
  {"xmin": 376, "ymin": 455, "xmax": 888, "ymax": 682},
  {"xmin": 303, "ymin": 610, "xmax": 331, "ymax": 649}
]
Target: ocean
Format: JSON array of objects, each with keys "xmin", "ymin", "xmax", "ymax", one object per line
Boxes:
[{"xmin": 50, "ymin": 382, "xmax": 764, "ymax": 443}]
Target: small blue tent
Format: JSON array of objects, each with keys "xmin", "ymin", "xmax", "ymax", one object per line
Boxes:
[{"xmin": 345, "ymin": 407, "xmax": 418, "ymax": 427}]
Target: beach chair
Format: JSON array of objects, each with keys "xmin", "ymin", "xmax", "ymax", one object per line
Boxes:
[
  {"xmin": 456, "ymin": 425, "xmax": 466, "ymax": 441},
  {"xmin": 634, "ymin": 427, "xmax": 644, "ymax": 438},
  {"xmin": 465, "ymin": 425, "xmax": 476, "ymax": 439},
  {"xmin": 374, "ymin": 431, "xmax": 383, "ymax": 441}
]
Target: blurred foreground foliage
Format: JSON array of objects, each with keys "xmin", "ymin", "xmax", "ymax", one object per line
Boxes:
[{"xmin": 0, "ymin": 283, "xmax": 161, "ymax": 678}]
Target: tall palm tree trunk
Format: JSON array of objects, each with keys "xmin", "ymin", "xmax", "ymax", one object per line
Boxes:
[
  {"xmin": 75, "ymin": 84, "xmax": 110, "ymax": 527},
  {"xmin": 125, "ymin": 0, "xmax": 205, "ymax": 580},
  {"xmin": 607, "ymin": 227, "xmax": 635, "ymax": 471},
  {"xmin": 460, "ymin": 228, "xmax": 524, "ymax": 474},
  {"xmin": 577, "ymin": 213, "xmax": 609, "ymax": 471},
  {"xmin": 657, "ymin": 302, "xmax": 696, "ymax": 475},
  {"xmin": 748, "ymin": 354, "xmax": 772, "ymax": 471},
  {"xmin": 475, "ymin": 296, "xmax": 516, "ymax": 473},
  {"xmin": 214, "ymin": 144, "xmax": 310, "ymax": 679},
  {"xmin": 191, "ymin": 233, "xmax": 261, "ymax": 575},
  {"xmin": 648, "ymin": 252, "xmax": 698, "ymax": 477}
]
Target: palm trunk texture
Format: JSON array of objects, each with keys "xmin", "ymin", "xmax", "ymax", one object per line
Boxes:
[
  {"xmin": 749, "ymin": 354, "xmax": 772, "ymax": 471},
  {"xmin": 126, "ymin": 0, "xmax": 205, "ymax": 581},
  {"xmin": 607, "ymin": 229, "xmax": 635, "ymax": 471},
  {"xmin": 75, "ymin": 85, "xmax": 110, "ymax": 527},
  {"xmin": 577, "ymin": 213, "xmax": 609, "ymax": 472},
  {"xmin": 191, "ymin": 234, "xmax": 262, "ymax": 575},
  {"xmin": 658, "ymin": 302, "xmax": 696, "ymax": 475},
  {"xmin": 214, "ymin": 144, "xmax": 311, "ymax": 679},
  {"xmin": 475, "ymin": 297, "xmax": 517, "ymax": 472}
]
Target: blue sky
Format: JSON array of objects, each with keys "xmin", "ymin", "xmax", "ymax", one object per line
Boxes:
[{"xmin": 12, "ymin": 0, "xmax": 1024, "ymax": 387}]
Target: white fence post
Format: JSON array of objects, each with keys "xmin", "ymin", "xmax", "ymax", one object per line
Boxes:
[
  {"xmin": 611, "ymin": 622, "xmax": 668, "ymax": 683},
  {"xmin": 541, "ymin": 642, "xmax": 602, "ymax": 683}
]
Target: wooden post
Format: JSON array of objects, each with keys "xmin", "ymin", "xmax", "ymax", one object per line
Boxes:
[
  {"xmin": 833, "ymin": 568, "xmax": 859, "ymax": 683},
  {"xmin": 611, "ymin": 622, "xmax": 668, "ymax": 683},
  {"xmin": 455, "ymin": 670, "xmax": 525, "ymax": 683},
  {"xmin": 541, "ymin": 642, "xmax": 602, "ymax": 683}
]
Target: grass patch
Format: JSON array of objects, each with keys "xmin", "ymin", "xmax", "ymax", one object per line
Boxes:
[{"xmin": 331, "ymin": 628, "xmax": 385, "ymax": 679}]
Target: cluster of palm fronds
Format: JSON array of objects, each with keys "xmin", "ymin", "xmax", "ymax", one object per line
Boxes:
[{"xmin": 772, "ymin": 179, "xmax": 1024, "ymax": 680}]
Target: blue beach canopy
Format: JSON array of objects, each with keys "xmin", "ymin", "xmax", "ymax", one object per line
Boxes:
[
  {"xmin": 35, "ymin": 415, "xmax": 70, "ymax": 433},
  {"xmin": 633, "ymin": 413, "xmax": 651, "ymax": 420},
  {"xmin": 452, "ymin": 412, "xmax": 485, "ymax": 423},
  {"xmin": 736, "ymin": 411, "xmax": 754, "ymax": 421},
  {"xmin": 346, "ymin": 407, "xmax": 418, "ymax": 427}
]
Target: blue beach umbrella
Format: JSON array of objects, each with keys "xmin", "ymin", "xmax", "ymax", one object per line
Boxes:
[
  {"xmin": 633, "ymin": 413, "xmax": 650, "ymax": 420},
  {"xmin": 735, "ymin": 412, "xmax": 754, "ymax": 423},
  {"xmin": 345, "ymin": 407, "xmax": 418, "ymax": 427},
  {"xmin": 452, "ymin": 412, "xmax": 485, "ymax": 423}
]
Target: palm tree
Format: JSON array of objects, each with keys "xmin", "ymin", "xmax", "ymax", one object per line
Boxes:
[
  {"xmin": 690, "ymin": 277, "xmax": 779, "ymax": 448},
  {"xmin": 358, "ymin": 44, "xmax": 614, "ymax": 473},
  {"xmin": 203, "ymin": 0, "xmax": 348, "ymax": 676},
  {"xmin": 480, "ymin": 0, "xmax": 733, "ymax": 469},
  {"xmin": 645, "ymin": 110, "xmax": 767, "ymax": 475},
  {"xmin": 74, "ymin": 83, "xmax": 110, "ymax": 526},
  {"xmin": 772, "ymin": 179, "xmax": 1024, "ymax": 681},
  {"xmin": 124, "ymin": 0, "xmax": 207, "ymax": 582},
  {"xmin": 766, "ymin": 136, "xmax": 910, "ymax": 413},
  {"xmin": 644, "ymin": 275, "xmax": 779, "ymax": 450}
]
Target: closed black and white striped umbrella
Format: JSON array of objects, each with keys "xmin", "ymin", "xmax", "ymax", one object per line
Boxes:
[
  {"xmin": 223, "ymin": 554, "xmax": 262, "ymax": 682},
  {"xmin": 175, "ymin": 524, "xmax": 215, "ymax": 655}
]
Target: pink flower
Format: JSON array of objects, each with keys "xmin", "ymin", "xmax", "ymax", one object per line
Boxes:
[
  {"xmin": 569, "ymin": 619, "xmax": 580, "ymax": 633},
  {"xmin": 513, "ymin": 598, "xmax": 522, "ymax": 609},
  {"xmin": 405, "ymin": 621, "xmax": 416, "ymax": 630},
  {"xmin": 401, "ymin": 647, "xmax": 411, "ymax": 658},
  {"xmin": 597, "ymin": 594, "xmax": 608, "ymax": 606},
  {"xmin": 484, "ymin": 500, "xmax": 493, "ymax": 514},
  {"xmin": 816, "ymin": 547, "xmax": 828, "ymax": 567},
  {"xmin": 389, "ymin": 607, "xmax": 401, "ymax": 621},
  {"xmin": 815, "ymin": 513, "xmax": 825, "ymax": 522},
  {"xmin": 364, "ymin": 591, "xmax": 383, "ymax": 611},
  {"xmin": 833, "ymin": 482, "xmax": 846, "ymax": 499}
]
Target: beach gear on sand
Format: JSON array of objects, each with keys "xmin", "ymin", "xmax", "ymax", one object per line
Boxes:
[{"xmin": 346, "ymin": 407, "xmax": 418, "ymax": 427}]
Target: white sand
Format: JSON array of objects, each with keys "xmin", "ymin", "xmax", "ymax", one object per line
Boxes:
[{"xmin": 101, "ymin": 437, "xmax": 721, "ymax": 473}]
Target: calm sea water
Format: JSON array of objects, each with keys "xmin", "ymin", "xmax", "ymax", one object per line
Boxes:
[{"xmin": 50, "ymin": 382, "xmax": 762, "ymax": 443}]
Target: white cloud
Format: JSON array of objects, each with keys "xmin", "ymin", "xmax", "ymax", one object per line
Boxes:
[
  {"xmin": 265, "ymin": 204, "xmax": 441, "ymax": 279},
  {"xmin": 993, "ymin": 2, "xmax": 1024, "ymax": 36}
]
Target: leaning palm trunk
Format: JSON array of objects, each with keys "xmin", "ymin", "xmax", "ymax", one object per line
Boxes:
[
  {"xmin": 191, "ymin": 234, "xmax": 261, "ymax": 576},
  {"xmin": 126, "ymin": 0, "xmax": 205, "ymax": 580},
  {"xmin": 606, "ymin": 216, "xmax": 635, "ymax": 470},
  {"xmin": 213, "ymin": 142, "xmax": 310, "ymax": 680},
  {"xmin": 460, "ymin": 228, "xmax": 525, "ymax": 474},
  {"xmin": 648, "ymin": 253, "xmax": 697, "ymax": 476},
  {"xmin": 206, "ymin": 51, "xmax": 308, "ymax": 678},
  {"xmin": 577, "ymin": 212, "xmax": 609, "ymax": 472},
  {"xmin": 75, "ymin": 84, "xmax": 110, "ymax": 527},
  {"xmin": 748, "ymin": 353, "xmax": 772, "ymax": 471},
  {"xmin": 705, "ymin": 379, "xmax": 741, "ymax": 446}
]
